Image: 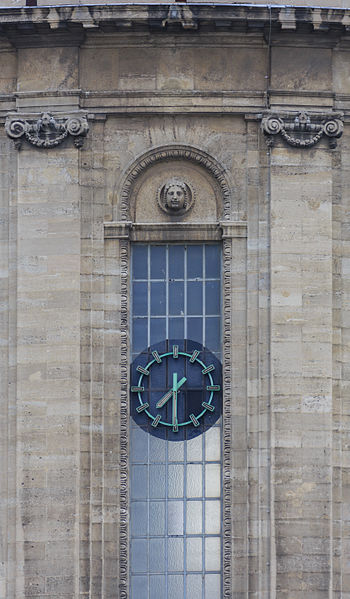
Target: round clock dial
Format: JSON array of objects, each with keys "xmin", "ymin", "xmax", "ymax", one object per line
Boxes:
[{"xmin": 131, "ymin": 340, "xmax": 222, "ymax": 439}]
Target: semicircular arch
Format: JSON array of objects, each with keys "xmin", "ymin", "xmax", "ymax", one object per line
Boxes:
[{"xmin": 115, "ymin": 144, "xmax": 234, "ymax": 222}]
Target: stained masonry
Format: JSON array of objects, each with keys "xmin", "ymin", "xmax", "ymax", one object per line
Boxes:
[{"xmin": 0, "ymin": 3, "xmax": 350, "ymax": 599}]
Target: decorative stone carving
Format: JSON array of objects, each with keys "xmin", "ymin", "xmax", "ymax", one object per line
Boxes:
[
  {"xmin": 261, "ymin": 111, "xmax": 344, "ymax": 149},
  {"xmin": 157, "ymin": 178, "xmax": 194, "ymax": 216},
  {"xmin": 5, "ymin": 112, "xmax": 89, "ymax": 150},
  {"xmin": 162, "ymin": 4, "xmax": 198, "ymax": 29},
  {"xmin": 119, "ymin": 145, "xmax": 233, "ymax": 221}
]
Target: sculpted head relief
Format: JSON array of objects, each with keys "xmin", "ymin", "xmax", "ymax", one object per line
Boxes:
[{"xmin": 158, "ymin": 178, "xmax": 194, "ymax": 216}]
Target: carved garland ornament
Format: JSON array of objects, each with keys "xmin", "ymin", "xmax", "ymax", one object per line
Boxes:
[
  {"xmin": 119, "ymin": 145, "xmax": 233, "ymax": 221},
  {"xmin": 262, "ymin": 111, "xmax": 344, "ymax": 148},
  {"xmin": 5, "ymin": 112, "xmax": 89, "ymax": 149}
]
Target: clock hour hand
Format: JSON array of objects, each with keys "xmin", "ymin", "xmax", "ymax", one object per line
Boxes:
[
  {"xmin": 156, "ymin": 389, "xmax": 173, "ymax": 409},
  {"xmin": 156, "ymin": 375, "xmax": 187, "ymax": 408}
]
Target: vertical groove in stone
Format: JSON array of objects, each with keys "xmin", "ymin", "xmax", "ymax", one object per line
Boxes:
[{"xmin": 0, "ymin": 133, "xmax": 17, "ymax": 599}]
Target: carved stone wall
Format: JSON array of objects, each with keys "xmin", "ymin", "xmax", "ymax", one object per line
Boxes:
[{"xmin": 1, "ymin": 4, "xmax": 350, "ymax": 599}]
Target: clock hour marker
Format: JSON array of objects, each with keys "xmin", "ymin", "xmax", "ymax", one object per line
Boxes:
[
  {"xmin": 173, "ymin": 345, "xmax": 179, "ymax": 358},
  {"xmin": 152, "ymin": 414, "xmax": 161, "ymax": 428},
  {"xmin": 137, "ymin": 366, "xmax": 149, "ymax": 376},
  {"xmin": 172, "ymin": 421, "xmax": 178, "ymax": 433},
  {"xmin": 136, "ymin": 402, "xmax": 149, "ymax": 413},
  {"xmin": 206, "ymin": 385, "xmax": 220, "ymax": 391},
  {"xmin": 202, "ymin": 402, "xmax": 215, "ymax": 412},
  {"xmin": 202, "ymin": 364, "xmax": 215, "ymax": 375},
  {"xmin": 189, "ymin": 413, "xmax": 200, "ymax": 427},
  {"xmin": 131, "ymin": 386, "xmax": 144, "ymax": 393},
  {"xmin": 152, "ymin": 351, "xmax": 162, "ymax": 363},
  {"xmin": 189, "ymin": 350, "xmax": 200, "ymax": 363}
]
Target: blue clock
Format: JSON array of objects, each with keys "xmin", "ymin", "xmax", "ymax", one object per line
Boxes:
[{"xmin": 130, "ymin": 340, "xmax": 222, "ymax": 439}]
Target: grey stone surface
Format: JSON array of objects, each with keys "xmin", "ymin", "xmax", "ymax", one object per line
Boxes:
[{"xmin": 0, "ymin": 3, "xmax": 349, "ymax": 599}]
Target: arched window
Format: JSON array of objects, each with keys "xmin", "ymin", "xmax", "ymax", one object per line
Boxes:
[{"xmin": 130, "ymin": 243, "xmax": 222, "ymax": 599}]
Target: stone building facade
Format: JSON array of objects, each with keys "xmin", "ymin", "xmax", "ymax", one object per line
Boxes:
[{"xmin": 1, "ymin": 2, "xmax": 350, "ymax": 599}]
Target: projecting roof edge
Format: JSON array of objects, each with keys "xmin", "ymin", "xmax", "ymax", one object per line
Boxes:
[{"xmin": 0, "ymin": 3, "xmax": 349, "ymax": 33}]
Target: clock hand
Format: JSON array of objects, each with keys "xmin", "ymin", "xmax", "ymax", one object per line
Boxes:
[
  {"xmin": 155, "ymin": 375, "xmax": 187, "ymax": 409},
  {"xmin": 156, "ymin": 389, "xmax": 172, "ymax": 409},
  {"xmin": 172, "ymin": 373, "xmax": 178, "ymax": 432}
]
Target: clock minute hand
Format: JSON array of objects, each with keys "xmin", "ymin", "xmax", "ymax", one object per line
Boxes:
[
  {"xmin": 172, "ymin": 373, "xmax": 178, "ymax": 432},
  {"xmin": 155, "ymin": 375, "xmax": 187, "ymax": 409}
]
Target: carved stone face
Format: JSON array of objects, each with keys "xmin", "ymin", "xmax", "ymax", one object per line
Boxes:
[
  {"xmin": 165, "ymin": 184, "xmax": 186, "ymax": 211},
  {"xmin": 158, "ymin": 178, "xmax": 194, "ymax": 216}
]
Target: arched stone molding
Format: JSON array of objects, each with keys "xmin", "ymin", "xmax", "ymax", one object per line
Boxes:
[
  {"xmin": 108, "ymin": 143, "xmax": 243, "ymax": 599},
  {"xmin": 115, "ymin": 144, "xmax": 235, "ymax": 222}
]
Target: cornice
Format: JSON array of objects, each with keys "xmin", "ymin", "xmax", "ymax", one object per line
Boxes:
[
  {"xmin": 4, "ymin": 90, "xmax": 350, "ymax": 117},
  {"xmin": 0, "ymin": 4, "xmax": 350, "ymax": 46}
]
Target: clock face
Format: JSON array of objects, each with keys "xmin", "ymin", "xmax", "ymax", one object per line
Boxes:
[{"xmin": 130, "ymin": 339, "xmax": 222, "ymax": 440}]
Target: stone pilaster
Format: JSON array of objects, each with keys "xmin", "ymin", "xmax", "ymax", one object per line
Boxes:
[
  {"xmin": 14, "ymin": 140, "xmax": 81, "ymax": 598},
  {"xmin": 269, "ymin": 135, "xmax": 334, "ymax": 598}
]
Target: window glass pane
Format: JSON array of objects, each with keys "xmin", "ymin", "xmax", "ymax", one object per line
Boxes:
[
  {"xmin": 205, "ymin": 244, "xmax": 220, "ymax": 278},
  {"xmin": 131, "ymin": 465, "xmax": 148, "ymax": 499},
  {"xmin": 131, "ymin": 576, "xmax": 148, "ymax": 599},
  {"xmin": 205, "ymin": 463, "xmax": 221, "ymax": 498},
  {"xmin": 150, "ymin": 539, "xmax": 166, "ymax": 573},
  {"xmin": 168, "ymin": 464, "xmax": 184, "ymax": 498},
  {"xmin": 187, "ymin": 281, "xmax": 202, "ymax": 315},
  {"xmin": 205, "ymin": 280, "xmax": 220, "ymax": 315},
  {"xmin": 131, "ymin": 501, "xmax": 148, "ymax": 537},
  {"xmin": 132, "ymin": 318, "xmax": 147, "ymax": 353},
  {"xmin": 149, "ymin": 502, "xmax": 166, "ymax": 536},
  {"xmin": 187, "ymin": 246, "xmax": 203, "ymax": 279},
  {"xmin": 150, "ymin": 317, "xmax": 166, "ymax": 349},
  {"xmin": 131, "ymin": 539, "xmax": 148, "ymax": 572},
  {"xmin": 205, "ymin": 501, "xmax": 221, "ymax": 534},
  {"xmin": 186, "ymin": 537, "xmax": 202, "ymax": 571},
  {"xmin": 168, "ymin": 440, "xmax": 184, "ymax": 462},
  {"xmin": 205, "ymin": 537, "xmax": 221, "ymax": 571},
  {"xmin": 169, "ymin": 246, "xmax": 184, "ymax": 279},
  {"xmin": 186, "ymin": 501, "xmax": 202, "ymax": 534},
  {"xmin": 133, "ymin": 281, "xmax": 148, "ymax": 316},
  {"xmin": 150, "ymin": 464, "xmax": 166, "ymax": 498},
  {"xmin": 149, "ymin": 434, "xmax": 166, "ymax": 463},
  {"xmin": 151, "ymin": 246, "xmax": 166, "ymax": 279},
  {"xmin": 186, "ymin": 434, "xmax": 203, "ymax": 461},
  {"xmin": 150, "ymin": 575, "xmax": 166, "ymax": 599},
  {"xmin": 133, "ymin": 245, "xmax": 148, "ymax": 280},
  {"xmin": 205, "ymin": 426, "xmax": 221, "ymax": 462},
  {"xmin": 168, "ymin": 537, "xmax": 184, "ymax": 571},
  {"xmin": 168, "ymin": 575, "xmax": 184, "ymax": 599},
  {"xmin": 205, "ymin": 317, "xmax": 220, "ymax": 352},
  {"xmin": 187, "ymin": 464, "xmax": 202, "ymax": 497},
  {"xmin": 169, "ymin": 281, "xmax": 184, "ymax": 315},
  {"xmin": 131, "ymin": 426, "xmax": 148, "ymax": 463},
  {"xmin": 151, "ymin": 281, "xmax": 166, "ymax": 315},
  {"xmin": 187, "ymin": 317, "xmax": 202, "ymax": 345},
  {"xmin": 205, "ymin": 574, "xmax": 221, "ymax": 598},
  {"xmin": 186, "ymin": 574, "xmax": 202, "ymax": 599},
  {"xmin": 169, "ymin": 317, "xmax": 184, "ymax": 340},
  {"xmin": 168, "ymin": 501, "xmax": 184, "ymax": 535}
]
